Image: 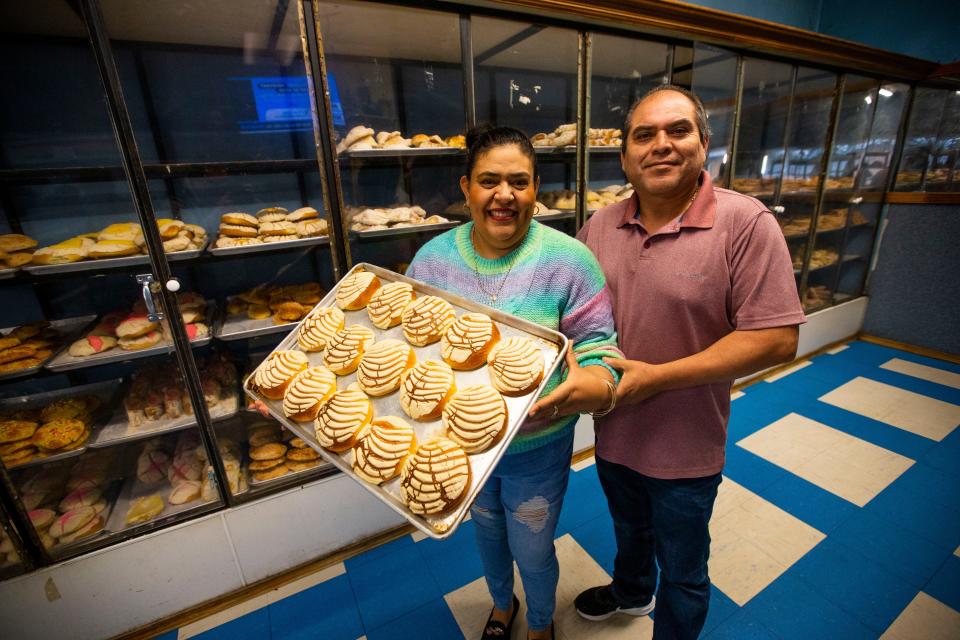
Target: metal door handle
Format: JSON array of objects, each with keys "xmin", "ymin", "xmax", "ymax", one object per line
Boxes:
[{"xmin": 136, "ymin": 273, "xmax": 164, "ymax": 322}]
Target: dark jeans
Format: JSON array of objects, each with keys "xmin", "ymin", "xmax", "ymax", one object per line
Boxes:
[{"xmin": 596, "ymin": 457, "xmax": 722, "ymax": 640}]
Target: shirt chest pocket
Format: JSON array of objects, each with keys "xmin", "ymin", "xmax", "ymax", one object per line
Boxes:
[{"xmin": 625, "ymin": 237, "xmax": 729, "ymax": 318}]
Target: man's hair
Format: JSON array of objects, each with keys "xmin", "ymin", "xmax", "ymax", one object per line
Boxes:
[{"xmin": 620, "ymin": 84, "xmax": 711, "ymax": 153}]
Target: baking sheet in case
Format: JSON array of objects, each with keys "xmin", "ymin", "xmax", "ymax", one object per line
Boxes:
[
  {"xmin": 105, "ymin": 474, "xmax": 218, "ymax": 534},
  {"xmin": 247, "ymin": 459, "xmax": 332, "ymax": 487},
  {"xmin": 88, "ymin": 390, "xmax": 239, "ymax": 448},
  {"xmin": 207, "ymin": 235, "xmax": 329, "ymax": 257},
  {"xmin": 0, "ymin": 379, "xmax": 123, "ymax": 470},
  {"xmin": 340, "ymin": 147, "xmax": 463, "ymax": 159},
  {"xmin": 244, "ymin": 262, "xmax": 567, "ymax": 540},
  {"xmin": 215, "ymin": 307, "xmax": 299, "ymax": 342},
  {"xmin": 0, "ymin": 314, "xmax": 97, "ymax": 382},
  {"xmin": 45, "ymin": 302, "xmax": 216, "ymax": 372},
  {"xmin": 0, "ymin": 267, "xmax": 17, "ymax": 280},
  {"xmin": 21, "ymin": 242, "xmax": 206, "ymax": 276},
  {"xmin": 351, "ymin": 221, "xmax": 460, "ymax": 239}
]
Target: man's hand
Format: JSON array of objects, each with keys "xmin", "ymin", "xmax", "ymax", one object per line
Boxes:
[
  {"xmin": 602, "ymin": 357, "xmax": 664, "ymax": 406},
  {"xmin": 529, "ymin": 346, "xmax": 614, "ymax": 419}
]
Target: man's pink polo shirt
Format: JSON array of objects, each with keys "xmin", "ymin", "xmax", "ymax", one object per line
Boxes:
[{"xmin": 578, "ymin": 171, "xmax": 805, "ymax": 479}]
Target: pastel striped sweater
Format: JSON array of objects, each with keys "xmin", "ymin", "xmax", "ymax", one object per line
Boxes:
[{"xmin": 408, "ymin": 220, "xmax": 623, "ymax": 454}]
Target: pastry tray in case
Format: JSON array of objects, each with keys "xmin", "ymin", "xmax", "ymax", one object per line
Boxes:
[
  {"xmin": 21, "ymin": 241, "xmax": 206, "ymax": 276},
  {"xmin": 339, "ymin": 147, "xmax": 463, "ymax": 159},
  {"xmin": 0, "ymin": 314, "xmax": 98, "ymax": 382},
  {"xmin": 105, "ymin": 473, "xmax": 219, "ymax": 535},
  {"xmin": 215, "ymin": 307, "xmax": 299, "ymax": 342},
  {"xmin": 207, "ymin": 235, "xmax": 329, "ymax": 257},
  {"xmin": 0, "ymin": 379, "xmax": 123, "ymax": 470},
  {"xmin": 244, "ymin": 263, "xmax": 568, "ymax": 540},
  {"xmin": 88, "ymin": 388, "xmax": 239, "ymax": 448},
  {"xmin": 45, "ymin": 302, "xmax": 216, "ymax": 372},
  {"xmin": 47, "ymin": 479, "xmax": 122, "ymax": 556},
  {"xmin": 350, "ymin": 221, "xmax": 460, "ymax": 239},
  {"xmin": 0, "ymin": 267, "xmax": 17, "ymax": 280}
]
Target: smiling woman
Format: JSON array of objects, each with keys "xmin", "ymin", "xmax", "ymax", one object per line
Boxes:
[{"xmin": 405, "ymin": 124, "xmax": 625, "ymax": 640}]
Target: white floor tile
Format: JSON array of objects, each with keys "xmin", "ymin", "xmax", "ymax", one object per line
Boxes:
[
  {"xmin": 819, "ymin": 377, "xmax": 960, "ymax": 441},
  {"xmin": 826, "ymin": 344, "xmax": 849, "ymax": 354},
  {"xmin": 881, "ymin": 358, "xmax": 960, "ymax": 390},
  {"xmin": 571, "ymin": 456, "xmax": 596, "ymax": 472},
  {"xmin": 881, "ymin": 592, "xmax": 960, "ymax": 640},
  {"xmin": 445, "ymin": 534, "xmax": 653, "ymax": 640},
  {"xmin": 709, "ymin": 478, "xmax": 824, "ymax": 605},
  {"xmin": 763, "ymin": 360, "xmax": 812, "ymax": 382},
  {"xmin": 730, "ymin": 390, "xmax": 745, "ymax": 401},
  {"xmin": 737, "ymin": 413, "xmax": 914, "ymax": 506},
  {"xmin": 410, "ymin": 530, "xmax": 428, "ymax": 543},
  {"xmin": 178, "ymin": 562, "xmax": 345, "ymax": 638}
]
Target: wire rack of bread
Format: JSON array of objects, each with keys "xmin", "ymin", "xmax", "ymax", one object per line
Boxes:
[
  {"xmin": 346, "ymin": 205, "xmax": 450, "ymax": 233},
  {"xmin": 531, "ymin": 123, "xmax": 622, "ymax": 148},
  {"xmin": 30, "ymin": 220, "xmax": 206, "ymax": 266},
  {"xmin": 226, "ymin": 282, "xmax": 324, "ymax": 325},
  {"xmin": 214, "ymin": 206, "xmax": 328, "ymax": 249},
  {"xmin": 336, "ymin": 125, "xmax": 465, "ymax": 153},
  {"xmin": 538, "ymin": 184, "xmax": 633, "ymax": 211}
]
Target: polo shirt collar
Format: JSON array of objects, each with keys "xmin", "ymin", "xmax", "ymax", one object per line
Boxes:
[{"xmin": 617, "ymin": 170, "xmax": 716, "ymax": 230}]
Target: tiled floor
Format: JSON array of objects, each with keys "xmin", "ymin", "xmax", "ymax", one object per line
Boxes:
[{"xmin": 161, "ymin": 341, "xmax": 960, "ymax": 639}]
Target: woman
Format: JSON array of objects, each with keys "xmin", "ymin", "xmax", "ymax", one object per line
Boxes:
[{"xmin": 406, "ymin": 125, "xmax": 622, "ymax": 640}]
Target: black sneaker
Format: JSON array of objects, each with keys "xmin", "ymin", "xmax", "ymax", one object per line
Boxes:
[{"xmin": 575, "ymin": 585, "xmax": 655, "ymax": 621}]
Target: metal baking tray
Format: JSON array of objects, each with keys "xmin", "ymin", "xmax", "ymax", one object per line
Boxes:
[
  {"xmin": 0, "ymin": 314, "xmax": 97, "ymax": 382},
  {"xmin": 247, "ymin": 459, "xmax": 331, "ymax": 487},
  {"xmin": 104, "ymin": 473, "xmax": 219, "ymax": 534},
  {"xmin": 21, "ymin": 241, "xmax": 206, "ymax": 276},
  {"xmin": 214, "ymin": 306, "xmax": 299, "ymax": 342},
  {"xmin": 244, "ymin": 263, "xmax": 567, "ymax": 540},
  {"xmin": 0, "ymin": 379, "xmax": 123, "ymax": 470},
  {"xmin": 89, "ymin": 388, "xmax": 239, "ymax": 448},
  {"xmin": 340, "ymin": 147, "xmax": 463, "ymax": 159},
  {"xmin": 0, "ymin": 267, "xmax": 17, "ymax": 280},
  {"xmin": 207, "ymin": 235, "xmax": 329, "ymax": 257},
  {"xmin": 45, "ymin": 302, "xmax": 216, "ymax": 372},
  {"xmin": 350, "ymin": 221, "xmax": 460, "ymax": 239},
  {"xmin": 534, "ymin": 211, "xmax": 575, "ymax": 223}
]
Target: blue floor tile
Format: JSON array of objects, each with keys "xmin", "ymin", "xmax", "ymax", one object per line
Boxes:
[
  {"xmin": 556, "ymin": 464, "xmax": 609, "ymax": 536},
  {"xmin": 831, "ymin": 509, "xmax": 950, "ymax": 588},
  {"xmin": 702, "ymin": 608, "xmax": 778, "ymax": 640},
  {"xmin": 865, "ymin": 369, "xmax": 960, "ymax": 407},
  {"xmin": 365, "ymin": 598, "xmax": 463, "ymax": 640},
  {"xmin": 568, "ymin": 512, "xmax": 617, "ymax": 577},
  {"xmin": 865, "ymin": 484, "xmax": 960, "ymax": 551},
  {"xmin": 753, "ymin": 472, "xmax": 856, "ymax": 535},
  {"xmin": 151, "ymin": 631, "xmax": 179, "ymax": 640},
  {"xmin": 925, "ymin": 555, "xmax": 960, "ymax": 613},
  {"xmin": 790, "ymin": 538, "xmax": 917, "ymax": 633},
  {"xmin": 889, "ymin": 462, "xmax": 960, "ymax": 513},
  {"xmin": 744, "ymin": 572, "xmax": 875, "ymax": 640},
  {"xmin": 194, "ymin": 607, "xmax": 271, "ymax": 640},
  {"xmin": 920, "ymin": 429, "xmax": 960, "ymax": 478},
  {"xmin": 701, "ymin": 585, "xmax": 739, "ymax": 636},
  {"xmin": 344, "ymin": 534, "xmax": 416, "ymax": 571},
  {"xmin": 417, "ymin": 519, "xmax": 485, "ymax": 594},
  {"xmin": 347, "ymin": 540, "xmax": 442, "ymax": 631},
  {"xmin": 723, "ymin": 445, "xmax": 790, "ymax": 494},
  {"xmin": 269, "ymin": 574, "xmax": 364, "ymax": 640}
]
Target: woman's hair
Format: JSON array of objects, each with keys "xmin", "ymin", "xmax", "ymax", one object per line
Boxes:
[{"xmin": 465, "ymin": 124, "xmax": 539, "ymax": 180}]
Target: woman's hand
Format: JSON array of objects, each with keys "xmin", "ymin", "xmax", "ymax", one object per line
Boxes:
[
  {"xmin": 248, "ymin": 399, "xmax": 271, "ymax": 418},
  {"xmin": 529, "ymin": 346, "xmax": 614, "ymax": 419}
]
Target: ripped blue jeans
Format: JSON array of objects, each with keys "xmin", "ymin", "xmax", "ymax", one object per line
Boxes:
[{"xmin": 471, "ymin": 432, "xmax": 574, "ymax": 631}]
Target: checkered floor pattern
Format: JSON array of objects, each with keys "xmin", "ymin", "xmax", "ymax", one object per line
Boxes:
[{"xmin": 156, "ymin": 341, "xmax": 960, "ymax": 640}]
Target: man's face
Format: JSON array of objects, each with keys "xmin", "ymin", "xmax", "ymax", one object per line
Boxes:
[{"xmin": 621, "ymin": 90, "xmax": 708, "ymax": 198}]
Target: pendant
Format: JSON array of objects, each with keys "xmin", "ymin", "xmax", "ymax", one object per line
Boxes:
[{"xmin": 490, "ymin": 295, "xmax": 497, "ymax": 303}]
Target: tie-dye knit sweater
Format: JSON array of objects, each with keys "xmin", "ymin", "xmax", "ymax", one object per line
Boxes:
[{"xmin": 407, "ymin": 220, "xmax": 623, "ymax": 454}]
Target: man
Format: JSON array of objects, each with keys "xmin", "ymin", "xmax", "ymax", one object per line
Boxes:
[{"xmin": 574, "ymin": 85, "xmax": 805, "ymax": 639}]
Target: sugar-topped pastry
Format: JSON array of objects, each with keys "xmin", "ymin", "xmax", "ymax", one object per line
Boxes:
[
  {"xmin": 314, "ymin": 388, "xmax": 373, "ymax": 452},
  {"xmin": 401, "ymin": 295, "xmax": 456, "ymax": 346},
  {"xmin": 335, "ymin": 270, "xmax": 381, "ymax": 310},
  {"xmin": 282, "ymin": 366, "xmax": 337, "ymax": 422},
  {"xmin": 323, "ymin": 325, "xmax": 376, "ymax": 375},
  {"xmin": 356, "ymin": 339, "xmax": 416, "ymax": 397},
  {"xmin": 352, "ymin": 416, "xmax": 417, "ymax": 484},
  {"xmin": 400, "ymin": 360, "xmax": 456, "ymax": 421},
  {"xmin": 253, "ymin": 350, "xmax": 309, "ymax": 400},
  {"xmin": 442, "ymin": 384, "xmax": 508, "ymax": 453},
  {"xmin": 367, "ymin": 281, "xmax": 416, "ymax": 329},
  {"xmin": 400, "ymin": 438, "xmax": 471, "ymax": 516},
  {"xmin": 487, "ymin": 336, "xmax": 545, "ymax": 397},
  {"xmin": 297, "ymin": 306, "xmax": 345, "ymax": 352},
  {"xmin": 441, "ymin": 313, "xmax": 500, "ymax": 370}
]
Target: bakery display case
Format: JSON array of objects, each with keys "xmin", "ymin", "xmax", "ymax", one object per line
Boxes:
[
  {"xmin": 0, "ymin": 507, "xmax": 27, "ymax": 579},
  {"xmin": 894, "ymin": 86, "xmax": 960, "ymax": 191},
  {"xmin": 474, "ymin": 15, "xmax": 580, "ymax": 234}
]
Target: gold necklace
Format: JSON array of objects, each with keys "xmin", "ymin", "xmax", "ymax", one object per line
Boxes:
[{"xmin": 469, "ymin": 227, "xmax": 521, "ymax": 304}]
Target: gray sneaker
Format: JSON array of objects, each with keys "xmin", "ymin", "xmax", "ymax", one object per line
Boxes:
[{"xmin": 575, "ymin": 585, "xmax": 656, "ymax": 621}]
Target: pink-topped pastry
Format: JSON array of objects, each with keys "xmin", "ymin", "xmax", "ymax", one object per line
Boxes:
[
  {"xmin": 137, "ymin": 446, "xmax": 171, "ymax": 485},
  {"xmin": 65, "ymin": 476, "xmax": 102, "ymax": 493},
  {"xmin": 58, "ymin": 486, "xmax": 103, "ymax": 513},
  {"xmin": 185, "ymin": 323, "xmax": 209, "ymax": 340},
  {"xmin": 168, "ymin": 481, "xmax": 201, "ymax": 505},
  {"xmin": 48, "ymin": 506, "xmax": 97, "ymax": 538},
  {"xmin": 252, "ymin": 350, "xmax": 309, "ymax": 400},
  {"xmin": 29, "ymin": 508, "xmax": 56, "ymax": 530}
]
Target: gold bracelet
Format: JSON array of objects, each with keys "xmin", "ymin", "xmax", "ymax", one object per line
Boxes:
[{"xmin": 590, "ymin": 378, "xmax": 618, "ymax": 418}]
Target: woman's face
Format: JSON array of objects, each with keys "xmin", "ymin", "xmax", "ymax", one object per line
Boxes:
[{"xmin": 460, "ymin": 144, "xmax": 539, "ymax": 259}]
